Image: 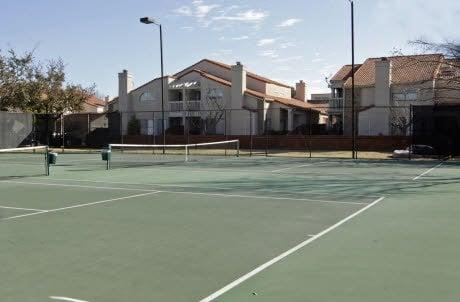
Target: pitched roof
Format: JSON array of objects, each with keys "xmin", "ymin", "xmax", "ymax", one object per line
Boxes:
[
  {"xmin": 343, "ymin": 54, "xmax": 443, "ymax": 88},
  {"xmin": 330, "ymin": 64, "xmax": 362, "ymax": 82},
  {"xmin": 85, "ymin": 96, "xmax": 106, "ymax": 107},
  {"xmin": 175, "ymin": 69, "xmax": 320, "ymax": 112},
  {"xmin": 174, "ymin": 58, "xmax": 293, "ymax": 89}
]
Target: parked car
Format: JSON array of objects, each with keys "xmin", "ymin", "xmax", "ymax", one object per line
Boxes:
[{"xmin": 392, "ymin": 145, "xmax": 436, "ymax": 158}]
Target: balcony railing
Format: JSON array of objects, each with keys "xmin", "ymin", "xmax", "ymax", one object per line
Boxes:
[{"xmin": 169, "ymin": 100, "xmax": 202, "ymax": 112}]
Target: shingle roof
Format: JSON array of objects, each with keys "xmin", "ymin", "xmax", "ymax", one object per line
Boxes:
[
  {"xmin": 330, "ymin": 64, "xmax": 362, "ymax": 82},
  {"xmin": 343, "ymin": 54, "xmax": 443, "ymax": 88}
]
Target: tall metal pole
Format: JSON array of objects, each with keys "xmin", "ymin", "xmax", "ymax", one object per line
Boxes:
[
  {"xmin": 159, "ymin": 24, "xmax": 166, "ymax": 154},
  {"xmin": 350, "ymin": 0, "xmax": 356, "ymax": 159}
]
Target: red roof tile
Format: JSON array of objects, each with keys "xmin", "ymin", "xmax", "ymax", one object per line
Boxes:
[{"xmin": 343, "ymin": 54, "xmax": 443, "ymax": 88}]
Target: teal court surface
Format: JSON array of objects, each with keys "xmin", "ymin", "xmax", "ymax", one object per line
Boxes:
[{"xmin": 1, "ymin": 152, "xmax": 460, "ymax": 302}]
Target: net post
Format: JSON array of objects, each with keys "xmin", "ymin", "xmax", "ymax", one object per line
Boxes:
[
  {"xmin": 45, "ymin": 145, "xmax": 50, "ymax": 176},
  {"xmin": 185, "ymin": 145, "xmax": 189, "ymax": 162},
  {"xmin": 107, "ymin": 144, "xmax": 111, "ymax": 170},
  {"xmin": 236, "ymin": 140, "xmax": 240, "ymax": 157}
]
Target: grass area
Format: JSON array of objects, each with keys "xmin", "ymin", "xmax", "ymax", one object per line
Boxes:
[{"xmin": 0, "ymin": 153, "xmax": 459, "ymax": 301}]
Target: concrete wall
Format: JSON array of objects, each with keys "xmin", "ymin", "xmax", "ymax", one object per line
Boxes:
[{"xmin": 266, "ymin": 83, "xmax": 291, "ymax": 98}]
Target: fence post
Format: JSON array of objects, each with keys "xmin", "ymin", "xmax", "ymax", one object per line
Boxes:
[
  {"xmin": 224, "ymin": 110, "xmax": 228, "ymax": 156},
  {"xmin": 249, "ymin": 110, "xmax": 253, "ymax": 156},
  {"xmin": 120, "ymin": 112, "xmax": 124, "ymax": 145},
  {"xmin": 308, "ymin": 109, "xmax": 312, "ymax": 158},
  {"xmin": 409, "ymin": 104, "xmax": 412, "ymax": 160}
]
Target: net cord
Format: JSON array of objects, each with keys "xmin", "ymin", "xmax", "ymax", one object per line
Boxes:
[
  {"xmin": 107, "ymin": 140, "xmax": 239, "ymax": 168},
  {"xmin": 0, "ymin": 145, "xmax": 50, "ymax": 176}
]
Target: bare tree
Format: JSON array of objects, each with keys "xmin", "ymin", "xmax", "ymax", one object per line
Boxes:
[
  {"xmin": 189, "ymin": 88, "xmax": 225, "ymax": 135},
  {"xmin": 390, "ymin": 106, "xmax": 412, "ymax": 135},
  {"xmin": 397, "ymin": 39, "xmax": 460, "ymax": 102}
]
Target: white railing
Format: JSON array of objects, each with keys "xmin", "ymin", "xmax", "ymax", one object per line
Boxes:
[{"xmin": 169, "ymin": 100, "xmax": 202, "ymax": 111}]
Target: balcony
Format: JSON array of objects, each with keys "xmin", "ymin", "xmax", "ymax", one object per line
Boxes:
[
  {"xmin": 328, "ymin": 98, "xmax": 343, "ymax": 114},
  {"xmin": 169, "ymin": 100, "xmax": 202, "ymax": 112}
]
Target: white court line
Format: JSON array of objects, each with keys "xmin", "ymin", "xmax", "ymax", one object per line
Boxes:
[
  {"xmin": 271, "ymin": 163, "xmax": 313, "ymax": 173},
  {"xmin": 44, "ymin": 178, "xmax": 232, "ymax": 191},
  {"xmin": 412, "ymin": 162, "xmax": 444, "ymax": 180},
  {"xmin": 199, "ymin": 196, "xmax": 385, "ymax": 302},
  {"xmin": 0, "ymin": 205, "xmax": 46, "ymax": 212},
  {"xmin": 38, "ymin": 178, "xmax": 381, "ymax": 200},
  {"xmin": 50, "ymin": 296, "xmax": 89, "ymax": 302},
  {"xmin": 1, "ymin": 191, "xmax": 160, "ymax": 222},
  {"xmin": 1, "ymin": 180, "xmax": 158, "ymax": 192},
  {"xmin": 159, "ymin": 190, "xmax": 367, "ymax": 205},
  {"xmin": 1, "ymin": 180, "xmax": 367, "ymax": 206}
]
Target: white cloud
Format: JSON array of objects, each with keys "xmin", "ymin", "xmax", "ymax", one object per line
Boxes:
[
  {"xmin": 259, "ymin": 50, "xmax": 278, "ymax": 58},
  {"xmin": 174, "ymin": 6, "xmax": 193, "ymax": 16},
  {"xmin": 277, "ymin": 18, "xmax": 302, "ymax": 27},
  {"xmin": 280, "ymin": 42, "xmax": 296, "ymax": 49},
  {"xmin": 181, "ymin": 26, "xmax": 194, "ymax": 31},
  {"xmin": 275, "ymin": 56, "xmax": 303, "ymax": 63},
  {"xmin": 257, "ymin": 38, "xmax": 276, "ymax": 46},
  {"xmin": 312, "ymin": 58, "xmax": 324, "ymax": 63},
  {"xmin": 173, "ymin": 1, "xmax": 220, "ymax": 20},
  {"xmin": 213, "ymin": 9, "xmax": 269, "ymax": 23},
  {"xmin": 232, "ymin": 35, "xmax": 249, "ymax": 40}
]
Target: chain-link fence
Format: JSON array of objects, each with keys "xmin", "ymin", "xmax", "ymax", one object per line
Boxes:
[{"xmin": 2, "ymin": 105, "xmax": 459, "ymax": 158}]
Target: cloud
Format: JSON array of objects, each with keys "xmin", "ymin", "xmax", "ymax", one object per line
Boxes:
[
  {"xmin": 275, "ymin": 56, "xmax": 303, "ymax": 63},
  {"xmin": 173, "ymin": 1, "xmax": 220, "ymax": 20},
  {"xmin": 277, "ymin": 18, "xmax": 302, "ymax": 27},
  {"xmin": 312, "ymin": 58, "xmax": 324, "ymax": 63},
  {"xmin": 213, "ymin": 9, "xmax": 269, "ymax": 23},
  {"xmin": 280, "ymin": 42, "xmax": 296, "ymax": 49},
  {"xmin": 232, "ymin": 35, "xmax": 249, "ymax": 40},
  {"xmin": 259, "ymin": 50, "xmax": 278, "ymax": 58},
  {"xmin": 257, "ymin": 38, "xmax": 276, "ymax": 46},
  {"xmin": 181, "ymin": 26, "xmax": 194, "ymax": 31},
  {"xmin": 174, "ymin": 6, "xmax": 193, "ymax": 16}
]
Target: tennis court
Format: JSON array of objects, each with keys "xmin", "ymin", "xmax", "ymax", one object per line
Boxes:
[{"xmin": 1, "ymin": 144, "xmax": 460, "ymax": 302}]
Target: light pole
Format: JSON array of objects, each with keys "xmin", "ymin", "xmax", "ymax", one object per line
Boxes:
[
  {"xmin": 348, "ymin": 0, "xmax": 356, "ymax": 159},
  {"xmin": 140, "ymin": 17, "xmax": 166, "ymax": 153}
]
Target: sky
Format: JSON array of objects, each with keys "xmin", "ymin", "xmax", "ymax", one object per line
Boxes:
[{"xmin": 1, "ymin": 0, "xmax": 459, "ymax": 98}]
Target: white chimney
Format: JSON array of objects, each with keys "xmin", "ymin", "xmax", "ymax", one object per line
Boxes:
[
  {"xmin": 295, "ymin": 80, "xmax": 307, "ymax": 101},
  {"xmin": 118, "ymin": 69, "xmax": 134, "ymax": 112},
  {"xmin": 374, "ymin": 58, "xmax": 391, "ymax": 107},
  {"xmin": 231, "ymin": 62, "xmax": 246, "ymax": 109}
]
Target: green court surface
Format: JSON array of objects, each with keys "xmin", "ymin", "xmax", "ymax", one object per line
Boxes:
[{"xmin": 1, "ymin": 153, "xmax": 459, "ymax": 302}]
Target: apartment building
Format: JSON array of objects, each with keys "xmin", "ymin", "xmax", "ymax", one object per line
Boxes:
[
  {"xmin": 329, "ymin": 54, "xmax": 460, "ymax": 136},
  {"xmin": 108, "ymin": 59, "xmax": 322, "ymax": 135}
]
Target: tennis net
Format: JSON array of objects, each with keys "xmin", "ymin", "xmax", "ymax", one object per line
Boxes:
[
  {"xmin": 0, "ymin": 146, "xmax": 49, "ymax": 179},
  {"xmin": 107, "ymin": 140, "xmax": 239, "ymax": 169}
]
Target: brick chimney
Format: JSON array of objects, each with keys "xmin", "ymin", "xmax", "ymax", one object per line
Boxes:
[{"xmin": 295, "ymin": 80, "xmax": 307, "ymax": 101}]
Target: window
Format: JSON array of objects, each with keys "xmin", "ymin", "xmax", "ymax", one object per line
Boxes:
[
  {"xmin": 189, "ymin": 90, "xmax": 201, "ymax": 101},
  {"xmin": 139, "ymin": 92, "xmax": 155, "ymax": 102},
  {"xmin": 392, "ymin": 91, "xmax": 418, "ymax": 101}
]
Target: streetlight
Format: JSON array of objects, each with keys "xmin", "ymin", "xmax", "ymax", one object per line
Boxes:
[
  {"xmin": 348, "ymin": 1, "xmax": 356, "ymax": 159},
  {"xmin": 140, "ymin": 17, "xmax": 166, "ymax": 153}
]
